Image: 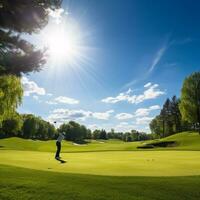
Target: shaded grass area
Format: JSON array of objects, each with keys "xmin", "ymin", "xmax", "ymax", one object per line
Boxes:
[
  {"xmin": 0, "ymin": 164, "xmax": 200, "ymax": 200},
  {"xmin": 138, "ymin": 141, "xmax": 177, "ymax": 149}
]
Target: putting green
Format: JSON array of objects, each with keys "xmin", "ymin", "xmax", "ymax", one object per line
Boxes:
[{"xmin": 1, "ymin": 150, "xmax": 200, "ymax": 176}]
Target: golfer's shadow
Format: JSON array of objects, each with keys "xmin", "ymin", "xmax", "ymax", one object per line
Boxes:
[{"xmin": 56, "ymin": 158, "xmax": 67, "ymax": 164}]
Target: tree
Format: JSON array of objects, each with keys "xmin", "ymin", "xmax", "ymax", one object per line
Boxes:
[
  {"xmin": 92, "ymin": 129, "xmax": 101, "ymax": 140},
  {"xmin": 99, "ymin": 129, "xmax": 107, "ymax": 140},
  {"xmin": 131, "ymin": 130, "xmax": 139, "ymax": 141},
  {"xmin": 159, "ymin": 98, "xmax": 171, "ymax": 137},
  {"xmin": 123, "ymin": 132, "xmax": 132, "ymax": 142},
  {"xmin": 0, "ymin": 0, "xmax": 62, "ymax": 76},
  {"xmin": 150, "ymin": 116, "xmax": 162, "ymax": 136},
  {"xmin": 22, "ymin": 114, "xmax": 39, "ymax": 139},
  {"xmin": 180, "ymin": 72, "xmax": 200, "ymax": 133},
  {"xmin": 22, "ymin": 114, "xmax": 56, "ymax": 140},
  {"xmin": 58, "ymin": 121, "xmax": 87, "ymax": 143},
  {"xmin": 171, "ymin": 96, "xmax": 182, "ymax": 132},
  {"xmin": 1, "ymin": 113, "xmax": 23, "ymax": 137},
  {"xmin": 0, "ymin": 75, "xmax": 23, "ymax": 122},
  {"xmin": 86, "ymin": 129, "xmax": 92, "ymax": 139}
]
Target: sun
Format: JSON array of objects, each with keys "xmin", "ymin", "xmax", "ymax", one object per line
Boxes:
[
  {"xmin": 46, "ymin": 28, "xmax": 76, "ymax": 61},
  {"xmin": 43, "ymin": 20, "xmax": 85, "ymax": 65}
]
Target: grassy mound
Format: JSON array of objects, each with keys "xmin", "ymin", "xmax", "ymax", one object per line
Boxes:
[{"xmin": 138, "ymin": 131, "xmax": 200, "ymax": 150}]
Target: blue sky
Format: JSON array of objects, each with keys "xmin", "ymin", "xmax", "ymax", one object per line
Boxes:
[{"xmin": 19, "ymin": 0, "xmax": 200, "ymax": 132}]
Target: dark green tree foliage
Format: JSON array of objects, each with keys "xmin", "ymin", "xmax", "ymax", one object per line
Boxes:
[
  {"xmin": 92, "ymin": 129, "xmax": 107, "ymax": 140},
  {"xmin": 92, "ymin": 129, "xmax": 101, "ymax": 140},
  {"xmin": 180, "ymin": 72, "xmax": 200, "ymax": 133},
  {"xmin": 107, "ymin": 129, "xmax": 123, "ymax": 140},
  {"xmin": 122, "ymin": 130, "xmax": 151, "ymax": 142},
  {"xmin": 149, "ymin": 116, "xmax": 162, "ymax": 136},
  {"xmin": 171, "ymin": 96, "xmax": 182, "ymax": 132},
  {"xmin": 1, "ymin": 113, "xmax": 23, "ymax": 138},
  {"xmin": 150, "ymin": 96, "xmax": 193, "ymax": 138},
  {"xmin": 123, "ymin": 132, "xmax": 132, "ymax": 142},
  {"xmin": 0, "ymin": 0, "xmax": 61, "ymax": 76},
  {"xmin": 86, "ymin": 129, "xmax": 92, "ymax": 139},
  {"xmin": 22, "ymin": 114, "xmax": 56, "ymax": 140},
  {"xmin": 99, "ymin": 129, "xmax": 107, "ymax": 140},
  {"xmin": 58, "ymin": 121, "xmax": 87, "ymax": 143}
]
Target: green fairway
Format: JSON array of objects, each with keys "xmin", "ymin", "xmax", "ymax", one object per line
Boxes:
[
  {"xmin": 0, "ymin": 150, "xmax": 200, "ymax": 176},
  {"xmin": 1, "ymin": 132, "xmax": 200, "ymax": 199}
]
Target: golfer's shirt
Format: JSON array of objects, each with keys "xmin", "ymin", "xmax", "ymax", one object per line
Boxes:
[{"xmin": 57, "ymin": 133, "xmax": 65, "ymax": 143}]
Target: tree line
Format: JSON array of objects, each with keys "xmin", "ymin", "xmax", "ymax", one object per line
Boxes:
[
  {"xmin": 0, "ymin": 114, "xmax": 152, "ymax": 142},
  {"xmin": 150, "ymin": 72, "xmax": 200, "ymax": 138}
]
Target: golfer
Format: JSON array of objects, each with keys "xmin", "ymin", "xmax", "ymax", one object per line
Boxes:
[{"xmin": 55, "ymin": 132, "xmax": 65, "ymax": 160}]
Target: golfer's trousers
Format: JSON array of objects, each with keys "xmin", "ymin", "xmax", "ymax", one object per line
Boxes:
[{"xmin": 55, "ymin": 141, "xmax": 61, "ymax": 158}]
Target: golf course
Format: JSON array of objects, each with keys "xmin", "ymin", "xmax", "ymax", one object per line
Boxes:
[
  {"xmin": 1, "ymin": 131, "xmax": 200, "ymax": 200},
  {"xmin": 1, "ymin": 1, "xmax": 200, "ymax": 199}
]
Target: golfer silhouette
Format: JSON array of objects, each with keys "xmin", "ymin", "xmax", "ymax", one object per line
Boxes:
[{"xmin": 55, "ymin": 132, "xmax": 66, "ymax": 163}]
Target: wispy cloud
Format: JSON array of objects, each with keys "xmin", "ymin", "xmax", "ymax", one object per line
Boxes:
[
  {"xmin": 54, "ymin": 96, "xmax": 79, "ymax": 104},
  {"xmin": 123, "ymin": 35, "xmax": 194, "ymax": 89},
  {"xmin": 123, "ymin": 36, "xmax": 171, "ymax": 89},
  {"xmin": 46, "ymin": 96, "xmax": 79, "ymax": 105},
  {"xmin": 148, "ymin": 43, "xmax": 168, "ymax": 73},
  {"xmin": 144, "ymin": 82, "xmax": 152, "ymax": 88},
  {"xmin": 115, "ymin": 113, "xmax": 134, "ymax": 120}
]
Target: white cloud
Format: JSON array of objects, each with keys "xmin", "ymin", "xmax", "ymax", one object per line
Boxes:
[
  {"xmin": 115, "ymin": 113, "xmax": 134, "ymax": 120},
  {"xmin": 92, "ymin": 110, "xmax": 114, "ymax": 120},
  {"xmin": 47, "ymin": 109, "xmax": 114, "ymax": 123},
  {"xmin": 136, "ymin": 117, "xmax": 153, "ymax": 125},
  {"xmin": 55, "ymin": 96, "xmax": 79, "ymax": 104},
  {"xmin": 135, "ymin": 105, "xmax": 160, "ymax": 117},
  {"xmin": 102, "ymin": 89, "xmax": 131, "ymax": 104},
  {"xmin": 48, "ymin": 109, "xmax": 91, "ymax": 122},
  {"xmin": 46, "ymin": 101, "xmax": 58, "ymax": 105},
  {"xmin": 102, "ymin": 84, "xmax": 165, "ymax": 104},
  {"xmin": 141, "ymin": 84, "xmax": 165, "ymax": 101},
  {"xmin": 88, "ymin": 124, "xmax": 99, "ymax": 131},
  {"xmin": 115, "ymin": 122, "xmax": 137, "ymax": 132},
  {"xmin": 21, "ymin": 77, "xmax": 46, "ymax": 96},
  {"xmin": 144, "ymin": 82, "xmax": 152, "ymax": 88}
]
